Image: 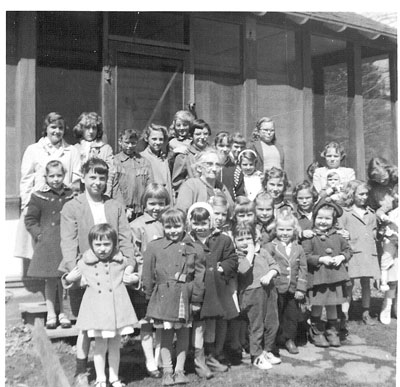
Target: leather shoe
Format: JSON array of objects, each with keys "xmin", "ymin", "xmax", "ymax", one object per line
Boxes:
[{"xmin": 285, "ymin": 339, "xmax": 299, "ymax": 354}]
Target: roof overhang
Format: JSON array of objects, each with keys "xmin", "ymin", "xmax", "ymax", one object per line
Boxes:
[{"xmin": 284, "ymin": 12, "xmax": 397, "ymax": 43}]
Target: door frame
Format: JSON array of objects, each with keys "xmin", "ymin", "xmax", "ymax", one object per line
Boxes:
[{"xmin": 102, "ymin": 38, "xmax": 192, "ymax": 152}]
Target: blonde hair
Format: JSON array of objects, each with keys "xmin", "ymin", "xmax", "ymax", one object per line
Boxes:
[{"xmin": 274, "ymin": 207, "xmax": 301, "ymax": 241}]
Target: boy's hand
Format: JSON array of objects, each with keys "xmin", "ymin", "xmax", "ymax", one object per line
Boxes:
[
  {"xmin": 217, "ymin": 264, "xmax": 224, "ymax": 273},
  {"xmin": 319, "ymin": 256, "xmax": 333, "ymax": 266},
  {"xmin": 294, "ymin": 291, "xmax": 305, "ymax": 300},
  {"xmin": 302, "ymin": 230, "xmax": 315, "ymax": 239},
  {"xmin": 331, "ymin": 255, "xmax": 345, "ymax": 266},
  {"xmin": 65, "ymin": 266, "xmax": 82, "ymax": 283},
  {"xmin": 123, "ymin": 266, "xmax": 140, "ymax": 285},
  {"xmin": 260, "ymin": 271, "xmax": 275, "ymax": 286}
]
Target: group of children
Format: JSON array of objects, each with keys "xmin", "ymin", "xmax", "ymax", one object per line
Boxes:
[{"xmin": 22, "ymin": 110, "xmax": 398, "ymax": 387}]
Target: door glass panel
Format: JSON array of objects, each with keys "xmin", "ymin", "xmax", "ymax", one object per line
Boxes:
[
  {"xmin": 311, "ymin": 35, "xmax": 349, "ymax": 165},
  {"xmin": 116, "ymin": 52, "xmax": 183, "ymax": 136}
]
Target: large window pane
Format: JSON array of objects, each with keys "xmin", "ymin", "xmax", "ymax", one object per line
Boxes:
[
  {"xmin": 257, "ymin": 24, "xmax": 301, "ymax": 182},
  {"xmin": 193, "ymin": 18, "xmax": 242, "ymax": 133},
  {"xmin": 311, "ymin": 35, "xmax": 350, "ymax": 165},
  {"xmin": 116, "ymin": 52, "xmax": 183, "ymax": 138},
  {"xmin": 362, "ymin": 54, "xmax": 395, "ymax": 167},
  {"xmin": 109, "ymin": 12, "xmax": 186, "ymax": 45}
]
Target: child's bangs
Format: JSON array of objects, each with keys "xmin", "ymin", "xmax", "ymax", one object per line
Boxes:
[
  {"xmin": 91, "ymin": 164, "xmax": 108, "ymax": 176},
  {"xmin": 190, "ymin": 207, "xmax": 210, "ymax": 222},
  {"xmin": 161, "ymin": 208, "xmax": 186, "ymax": 226}
]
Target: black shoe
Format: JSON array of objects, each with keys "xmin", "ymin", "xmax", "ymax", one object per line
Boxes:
[
  {"xmin": 285, "ymin": 339, "xmax": 299, "ymax": 354},
  {"xmin": 147, "ymin": 369, "xmax": 162, "ymax": 378}
]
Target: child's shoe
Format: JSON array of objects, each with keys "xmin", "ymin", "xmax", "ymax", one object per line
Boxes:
[
  {"xmin": 325, "ymin": 321, "xmax": 340, "ymax": 347},
  {"xmin": 284, "ymin": 339, "xmax": 299, "ymax": 354},
  {"xmin": 110, "ymin": 380, "xmax": 126, "ymax": 387},
  {"xmin": 362, "ymin": 311, "xmax": 376, "ymax": 326},
  {"xmin": 162, "ymin": 371, "xmax": 175, "ymax": 386},
  {"xmin": 309, "ymin": 322, "xmax": 329, "ymax": 348},
  {"xmin": 226, "ymin": 347, "xmax": 242, "ymax": 365},
  {"xmin": 205, "ymin": 355, "xmax": 228, "ymax": 372},
  {"xmin": 194, "ymin": 348, "xmax": 213, "ymax": 379},
  {"xmin": 263, "ymin": 351, "xmax": 281, "ymax": 365},
  {"xmin": 46, "ymin": 315, "xmax": 57, "ymax": 330},
  {"xmin": 74, "ymin": 373, "xmax": 90, "ymax": 387},
  {"xmin": 58, "ymin": 313, "xmax": 72, "ymax": 329},
  {"xmin": 380, "ymin": 299, "xmax": 392, "ymax": 325},
  {"xmin": 252, "ymin": 354, "xmax": 272, "ymax": 370},
  {"xmin": 174, "ymin": 370, "xmax": 189, "ymax": 385}
]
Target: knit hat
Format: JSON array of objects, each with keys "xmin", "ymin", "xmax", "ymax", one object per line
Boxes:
[{"xmin": 312, "ymin": 198, "xmax": 343, "ymax": 220}]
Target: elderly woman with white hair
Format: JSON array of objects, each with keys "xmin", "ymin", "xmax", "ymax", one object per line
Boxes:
[{"xmin": 176, "ymin": 148, "xmax": 234, "ymax": 214}]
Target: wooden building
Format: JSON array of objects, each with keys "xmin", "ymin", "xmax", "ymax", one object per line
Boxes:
[{"xmin": 5, "ymin": 11, "xmax": 397, "ymax": 282}]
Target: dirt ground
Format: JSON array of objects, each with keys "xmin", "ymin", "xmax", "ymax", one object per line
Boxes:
[{"xmin": 5, "ymin": 288, "xmax": 398, "ymax": 387}]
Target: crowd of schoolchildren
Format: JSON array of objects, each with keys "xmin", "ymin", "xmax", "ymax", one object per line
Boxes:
[{"xmin": 17, "ymin": 110, "xmax": 398, "ymax": 387}]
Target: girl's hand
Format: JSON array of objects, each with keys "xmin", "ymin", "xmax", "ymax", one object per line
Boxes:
[
  {"xmin": 302, "ymin": 230, "xmax": 315, "ymax": 239},
  {"xmin": 123, "ymin": 266, "xmax": 140, "ymax": 285},
  {"xmin": 294, "ymin": 291, "xmax": 305, "ymax": 300},
  {"xmin": 337, "ymin": 229, "xmax": 350, "ymax": 240},
  {"xmin": 331, "ymin": 255, "xmax": 345, "ymax": 266},
  {"xmin": 65, "ymin": 266, "xmax": 82, "ymax": 283},
  {"xmin": 319, "ymin": 256, "xmax": 333, "ymax": 266},
  {"xmin": 191, "ymin": 303, "xmax": 201, "ymax": 313},
  {"xmin": 217, "ymin": 264, "xmax": 224, "ymax": 273}
]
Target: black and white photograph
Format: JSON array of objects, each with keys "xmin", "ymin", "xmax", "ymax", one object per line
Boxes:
[{"xmin": 4, "ymin": 7, "xmax": 398, "ymax": 387}]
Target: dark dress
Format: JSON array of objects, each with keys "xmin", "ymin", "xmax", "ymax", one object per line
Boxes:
[
  {"xmin": 302, "ymin": 229, "xmax": 352, "ymax": 306},
  {"xmin": 142, "ymin": 234, "xmax": 206, "ymax": 323},
  {"xmin": 25, "ymin": 185, "xmax": 74, "ymax": 278},
  {"xmin": 192, "ymin": 230, "xmax": 239, "ymax": 320}
]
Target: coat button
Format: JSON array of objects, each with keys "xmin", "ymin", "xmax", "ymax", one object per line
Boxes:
[
  {"xmin": 97, "ymin": 283, "xmax": 100, "ymax": 286},
  {"xmin": 109, "ymin": 289, "xmax": 112, "ymax": 292},
  {"xmin": 95, "ymin": 273, "xmax": 98, "ymax": 276},
  {"xmin": 105, "ymin": 271, "xmax": 109, "ymax": 275},
  {"xmin": 52, "ymin": 211, "xmax": 56, "ymax": 214},
  {"xmin": 209, "ymin": 267, "xmax": 213, "ymax": 271},
  {"xmin": 98, "ymin": 290, "xmax": 101, "ymax": 293},
  {"xmin": 51, "ymin": 222, "xmax": 55, "ymax": 226}
]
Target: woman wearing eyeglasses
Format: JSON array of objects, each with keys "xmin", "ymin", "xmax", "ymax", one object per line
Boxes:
[
  {"xmin": 176, "ymin": 148, "xmax": 234, "ymax": 214},
  {"xmin": 250, "ymin": 117, "xmax": 285, "ymax": 173}
]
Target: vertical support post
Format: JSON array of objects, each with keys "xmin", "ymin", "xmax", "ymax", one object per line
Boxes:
[
  {"xmin": 101, "ymin": 12, "xmax": 117, "ymax": 152},
  {"xmin": 347, "ymin": 42, "xmax": 365, "ymax": 180},
  {"xmin": 242, "ymin": 15, "xmax": 258, "ymax": 139},
  {"xmin": 297, "ymin": 27, "xmax": 314, "ymax": 176},
  {"xmin": 389, "ymin": 51, "xmax": 398, "ymax": 163}
]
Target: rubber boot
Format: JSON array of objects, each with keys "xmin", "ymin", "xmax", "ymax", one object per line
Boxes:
[
  {"xmin": 309, "ymin": 319, "xmax": 329, "ymax": 348},
  {"xmin": 325, "ymin": 320, "xmax": 341, "ymax": 347},
  {"xmin": 205, "ymin": 342, "xmax": 228, "ymax": 372},
  {"xmin": 194, "ymin": 348, "xmax": 213, "ymax": 379}
]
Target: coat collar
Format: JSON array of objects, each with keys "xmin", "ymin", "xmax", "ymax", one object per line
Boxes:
[
  {"xmin": 141, "ymin": 212, "xmax": 158, "ymax": 224},
  {"xmin": 115, "ymin": 151, "xmax": 141, "ymax": 162},
  {"xmin": 343, "ymin": 206, "xmax": 371, "ymax": 223},
  {"xmin": 82, "ymin": 249, "xmax": 124, "ymax": 264},
  {"xmin": 158, "ymin": 232, "xmax": 194, "ymax": 249}
]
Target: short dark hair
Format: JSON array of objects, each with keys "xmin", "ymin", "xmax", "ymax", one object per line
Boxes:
[
  {"xmin": 81, "ymin": 158, "xmax": 109, "ymax": 177},
  {"xmin": 88, "ymin": 223, "xmax": 118, "ymax": 251},
  {"xmin": 189, "ymin": 119, "xmax": 211, "ymax": 137},
  {"xmin": 292, "ymin": 180, "xmax": 318, "ymax": 204},
  {"xmin": 161, "ymin": 208, "xmax": 186, "ymax": 227}
]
